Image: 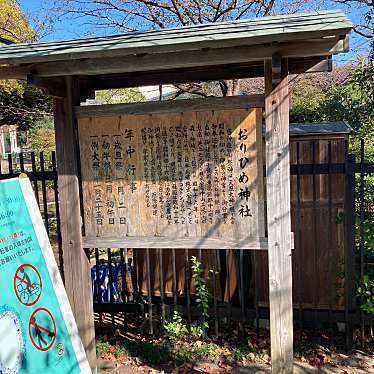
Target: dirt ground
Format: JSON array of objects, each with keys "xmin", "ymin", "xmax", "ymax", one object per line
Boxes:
[{"xmin": 97, "ymin": 350, "xmax": 374, "ymax": 374}]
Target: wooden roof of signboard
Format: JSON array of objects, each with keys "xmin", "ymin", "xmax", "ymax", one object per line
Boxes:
[
  {"xmin": 0, "ymin": 9, "xmax": 353, "ymax": 93},
  {"xmin": 0, "ymin": 10, "xmax": 352, "ymax": 64}
]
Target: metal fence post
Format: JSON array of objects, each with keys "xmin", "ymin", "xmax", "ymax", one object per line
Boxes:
[{"xmin": 345, "ymin": 153, "xmax": 356, "ymax": 350}]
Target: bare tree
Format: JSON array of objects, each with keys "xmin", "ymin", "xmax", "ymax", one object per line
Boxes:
[
  {"xmin": 53, "ymin": 0, "xmax": 290, "ymax": 31},
  {"xmin": 50, "ymin": 0, "xmax": 306, "ymax": 96},
  {"xmin": 334, "ymin": 0, "xmax": 373, "ymax": 39},
  {"xmin": 51, "ymin": 0, "xmax": 373, "ymax": 96}
]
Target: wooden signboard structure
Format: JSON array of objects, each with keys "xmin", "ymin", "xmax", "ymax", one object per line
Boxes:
[
  {"xmin": 0, "ymin": 10, "xmax": 352, "ymax": 374},
  {"xmin": 78, "ymin": 107, "xmax": 265, "ymax": 249}
]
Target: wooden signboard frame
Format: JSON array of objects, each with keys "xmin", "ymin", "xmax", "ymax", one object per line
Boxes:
[
  {"xmin": 58, "ymin": 77, "xmax": 294, "ymax": 373},
  {"xmin": 0, "ymin": 12, "xmax": 353, "ymax": 372},
  {"xmin": 77, "ymin": 100, "xmax": 266, "ymax": 250}
]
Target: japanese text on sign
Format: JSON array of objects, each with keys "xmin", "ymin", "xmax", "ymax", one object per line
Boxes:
[{"xmin": 79, "ymin": 108, "xmax": 264, "ymax": 241}]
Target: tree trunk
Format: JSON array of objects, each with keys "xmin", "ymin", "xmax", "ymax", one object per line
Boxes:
[{"xmin": 221, "ymin": 79, "xmax": 240, "ymax": 96}]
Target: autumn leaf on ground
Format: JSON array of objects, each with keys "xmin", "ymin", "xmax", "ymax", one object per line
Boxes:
[
  {"xmin": 309, "ymin": 357, "xmax": 323, "ymax": 368},
  {"xmin": 218, "ymin": 360, "xmax": 232, "ymax": 373}
]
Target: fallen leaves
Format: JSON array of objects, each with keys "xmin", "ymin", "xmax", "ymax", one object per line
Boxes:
[{"xmin": 94, "ymin": 320, "xmax": 374, "ymax": 374}]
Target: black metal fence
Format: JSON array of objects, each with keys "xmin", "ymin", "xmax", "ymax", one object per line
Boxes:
[
  {"xmin": 0, "ymin": 152, "xmax": 63, "ymax": 279},
  {"xmin": 2, "ymin": 139, "xmax": 373, "ymax": 342},
  {"xmin": 356, "ymin": 139, "xmax": 374, "ymax": 343},
  {"xmin": 86, "ymin": 138, "xmax": 374, "ymax": 342}
]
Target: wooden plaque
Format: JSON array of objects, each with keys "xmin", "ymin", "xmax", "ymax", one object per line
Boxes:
[{"xmin": 78, "ymin": 106, "xmax": 265, "ymax": 249}]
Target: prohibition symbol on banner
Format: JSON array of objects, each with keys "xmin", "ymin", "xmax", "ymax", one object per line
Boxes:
[
  {"xmin": 56, "ymin": 342, "xmax": 65, "ymax": 357},
  {"xmin": 28, "ymin": 308, "xmax": 56, "ymax": 351},
  {"xmin": 13, "ymin": 264, "xmax": 42, "ymax": 306}
]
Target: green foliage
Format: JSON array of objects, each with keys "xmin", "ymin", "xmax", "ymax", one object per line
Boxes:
[
  {"xmin": 172, "ymin": 344, "xmax": 194, "ymax": 363},
  {"xmin": 231, "ymin": 344, "xmax": 250, "ymax": 362},
  {"xmin": 95, "ymin": 88, "xmax": 145, "ymax": 104},
  {"xmin": 96, "ymin": 335, "xmax": 274, "ymax": 367},
  {"xmin": 357, "ymin": 275, "xmax": 374, "ymax": 314},
  {"xmin": 172, "ymin": 341, "xmax": 220, "ymax": 364},
  {"xmin": 163, "ymin": 311, "xmax": 188, "ymax": 340},
  {"xmin": 0, "ymin": 83, "xmax": 52, "ymax": 133},
  {"xmin": 356, "ymin": 176, "xmax": 374, "ymax": 315},
  {"xmin": 163, "ymin": 257, "xmax": 212, "ymax": 340},
  {"xmin": 192, "ymin": 342, "xmax": 220, "ymax": 361},
  {"xmin": 356, "ymin": 176, "xmax": 374, "ymax": 254},
  {"xmin": 27, "ymin": 117, "xmax": 55, "ymax": 153},
  {"xmin": 0, "ymin": 2, "xmax": 52, "ymax": 135},
  {"xmin": 0, "ymin": 0, "xmax": 36, "ymax": 43},
  {"xmin": 96, "ymin": 337, "xmax": 171, "ymax": 364},
  {"xmin": 322, "ymin": 60, "xmax": 373, "ymax": 151},
  {"xmin": 104, "ymin": 338, "xmax": 221, "ymax": 365},
  {"xmin": 96, "ymin": 340, "xmax": 111, "ymax": 356},
  {"xmin": 225, "ymin": 341, "xmax": 270, "ymax": 365},
  {"xmin": 291, "ymin": 59, "xmax": 374, "ymax": 315},
  {"xmin": 290, "ymin": 79, "xmax": 325, "ymax": 123},
  {"xmin": 290, "ymin": 59, "xmax": 374, "ymax": 161},
  {"xmin": 0, "ymin": 0, "xmax": 39, "ymax": 100},
  {"xmin": 114, "ymin": 345, "xmax": 127, "ymax": 357},
  {"xmin": 191, "ymin": 256, "xmax": 210, "ymax": 332},
  {"xmin": 190, "ymin": 321, "xmax": 204, "ymax": 339}
]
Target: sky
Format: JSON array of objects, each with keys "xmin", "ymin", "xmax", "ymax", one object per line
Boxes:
[{"xmin": 18, "ymin": 0, "xmax": 371, "ymax": 62}]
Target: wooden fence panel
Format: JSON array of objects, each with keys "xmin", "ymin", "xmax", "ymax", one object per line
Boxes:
[{"xmin": 252, "ymin": 137, "xmax": 347, "ymax": 309}]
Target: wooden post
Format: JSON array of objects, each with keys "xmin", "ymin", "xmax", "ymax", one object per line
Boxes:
[
  {"xmin": 264, "ymin": 57, "xmax": 294, "ymax": 373},
  {"xmin": 54, "ymin": 76, "xmax": 96, "ymax": 370}
]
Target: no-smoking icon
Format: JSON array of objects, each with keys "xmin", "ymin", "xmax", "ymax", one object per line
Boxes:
[
  {"xmin": 13, "ymin": 264, "xmax": 42, "ymax": 306},
  {"xmin": 28, "ymin": 308, "xmax": 56, "ymax": 351}
]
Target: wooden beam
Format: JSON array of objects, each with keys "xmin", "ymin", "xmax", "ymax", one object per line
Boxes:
[
  {"xmin": 53, "ymin": 77, "xmax": 96, "ymax": 370},
  {"xmin": 26, "ymin": 56, "xmax": 330, "ymax": 96},
  {"xmin": 27, "ymin": 75, "xmax": 66, "ymax": 97},
  {"xmin": 0, "ymin": 56, "xmax": 332, "ymax": 98},
  {"xmin": 290, "ymin": 56, "xmax": 332, "ymax": 74},
  {"xmin": 264, "ymin": 57, "xmax": 294, "ymax": 373},
  {"xmin": 0, "ymin": 38, "xmax": 345, "ymax": 80},
  {"xmin": 75, "ymin": 94, "xmax": 264, "ymax": 118},
  {"xmin": 342, "ymin": 34, "xmax": 350, "ymax": 52},
  {"xmin": 38, "ymin": 39, "xmax": 346, "ymax": 77},
  {"xmin": 87, "ymin": 57, "xmax": 331, "ymax": 91},
  {"xmin": 0, "ymin": 55, "xmax": 335, "ymax": 87},
  {"xmin": 271, "ymin": 53, "xmax": 282, "ymax": 86},
  {"xmin": 89, "ymin": 62, "xmax": 264, "ymax": 91},
  {"xmin": 82, "ymin": 236, "xmax": 270, "ymax": 250},
  {"xmin": 0, "ymin": 65, "xmax": 30, "ymax": 79}
]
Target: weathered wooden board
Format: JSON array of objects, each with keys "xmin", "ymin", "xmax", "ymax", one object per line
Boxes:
[
  {"xmin": 246, "ymin": 137, "xmax": 346, "ymax": 309},
  {"xmin": 54, "ymin": 77, "xmax": 96, "ymax": 370},
  {"xmin": 82, "ymin": 236, "xmax": 269, "ymax": 250},
  {"xmin": 264, "ymin": 60, "xmax": 293, "ymax": 373},
  {"xmin": 78, "ymin": 108, "xmax": 264, "ymax": 248}
]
